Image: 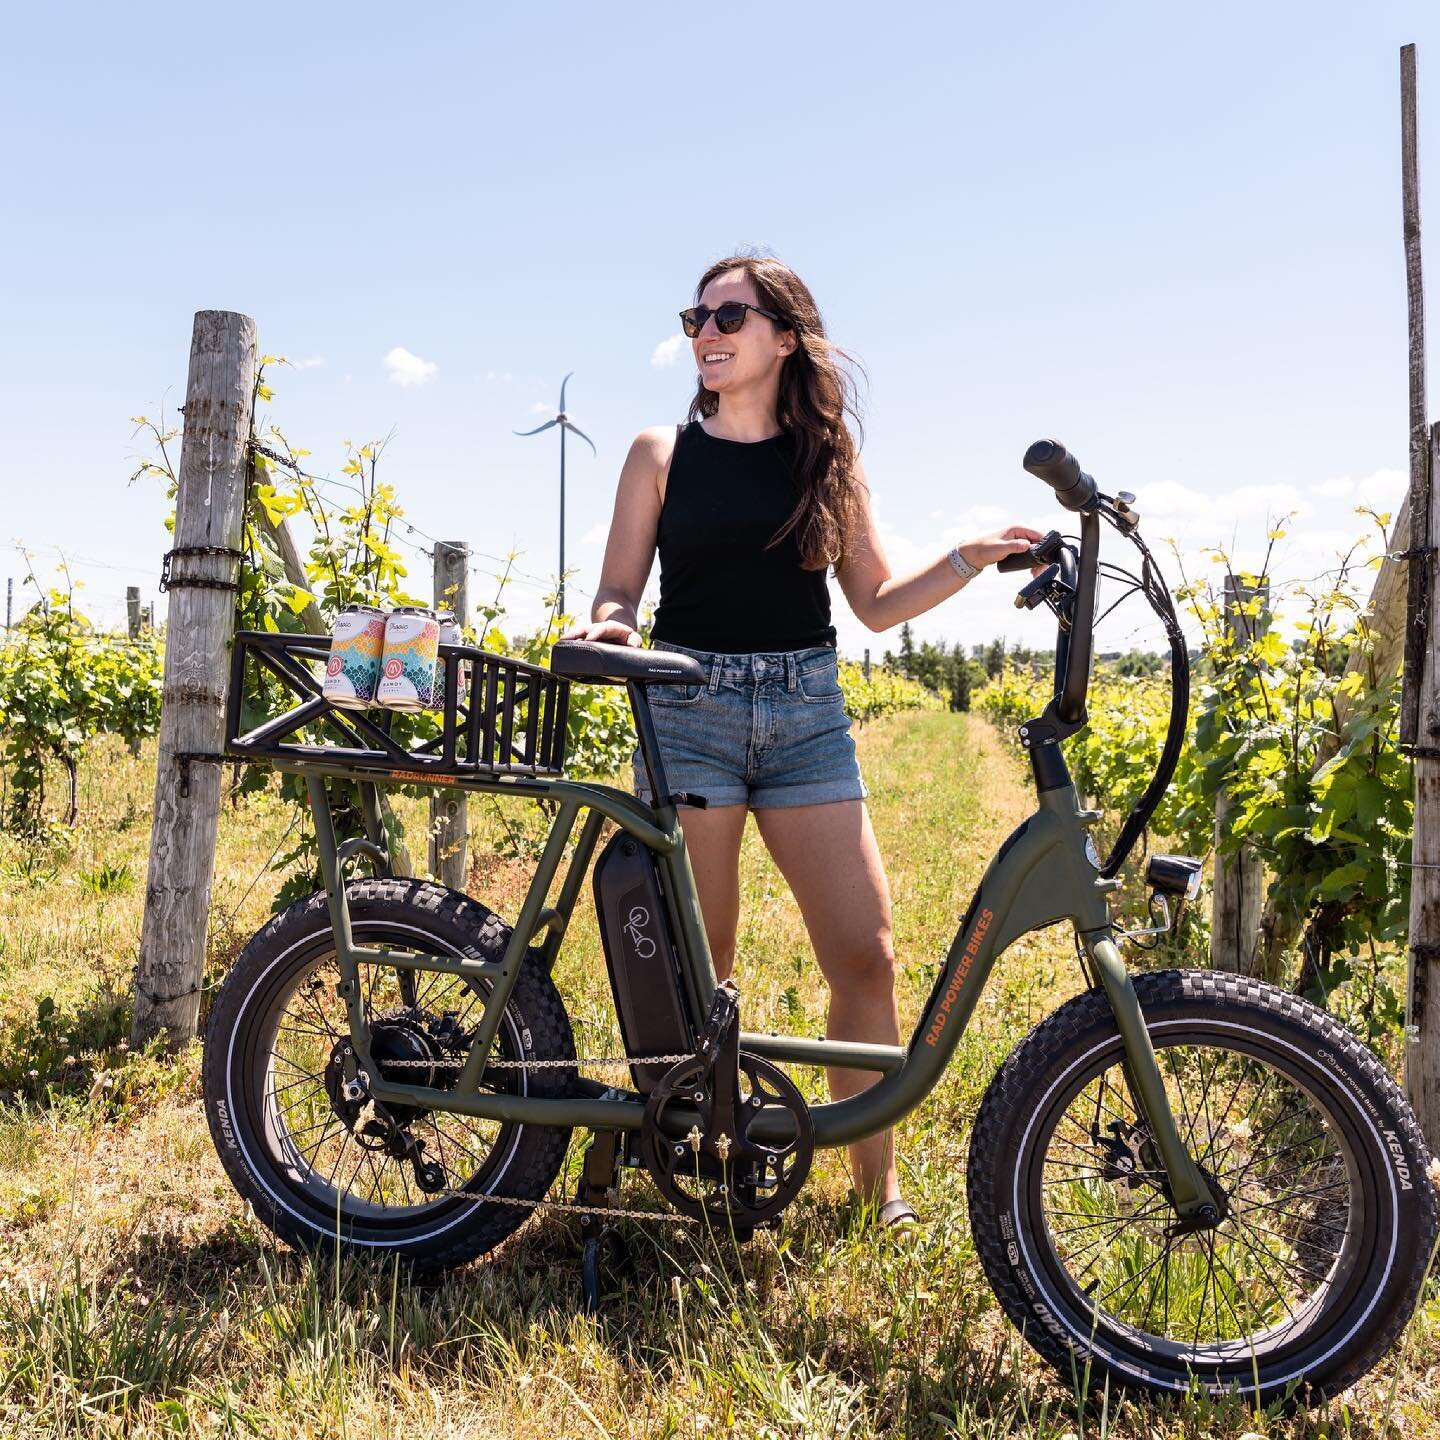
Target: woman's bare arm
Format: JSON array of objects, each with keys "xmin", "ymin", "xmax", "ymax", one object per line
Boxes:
[
  {"xmin": 836, "ymin": 458, "xmax": 1044, "ymax": 633},
  {"xmin": 561, "ymin": 427, "xmax": 673, "ymax": 645}
]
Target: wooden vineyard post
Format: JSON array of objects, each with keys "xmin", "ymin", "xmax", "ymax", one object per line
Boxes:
[
  {"xmin": 1211, "ymin": 575, "xmax": 1270, "ymax": 976},
  {"xmin": 431, "ymin": 539, "xmax": 470, "ymax": 890},
  {"xmin": 126, "ymin": 585, "xmax": 144, "ymax": 755},
  {"xmin": 1407, "ymin": 422, "xmax": 1440, "ymax": 1148},
  {"xmin": 132, "ymin": 311, "xmax": 256, "ymax": 1050}
]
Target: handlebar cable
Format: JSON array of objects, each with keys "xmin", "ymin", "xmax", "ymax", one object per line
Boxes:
[{"xmin": 1092, "ymin": 500, "xmax": 1191, "ymax": 879}]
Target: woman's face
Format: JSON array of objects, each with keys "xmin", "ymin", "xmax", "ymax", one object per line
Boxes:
[{"xmin": 692, "ymin": 269, "xmax": 795, "ymax": 397}]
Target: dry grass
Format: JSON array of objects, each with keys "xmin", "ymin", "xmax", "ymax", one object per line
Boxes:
[{"xmin": 0, "ymin": 718, "xmax": 1435, "ymax": 1437}]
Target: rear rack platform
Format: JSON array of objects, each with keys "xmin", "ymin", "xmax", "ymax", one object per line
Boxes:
[{"xmin": 224, "ymin": 630, "xmax": 570, "ymax": 779}]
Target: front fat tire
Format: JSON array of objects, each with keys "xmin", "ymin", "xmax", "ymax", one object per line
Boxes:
[
  {"xmin": 202, "ymin": 878, "xmax": 575, "ymax": 1274},
  {"xmin": 967, "ymin": 969, "xmax": 1438, "ymax": 1403}
]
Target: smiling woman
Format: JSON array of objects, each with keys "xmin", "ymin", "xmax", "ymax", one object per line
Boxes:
[{"xmin": 561, "ymin": 251, "xmax": 1042, "ymax": 1225}]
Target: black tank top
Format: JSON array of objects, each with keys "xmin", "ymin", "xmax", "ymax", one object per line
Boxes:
[{"xmin": 650, "ymin": 421, "xmax": 836, "ymax": 654}]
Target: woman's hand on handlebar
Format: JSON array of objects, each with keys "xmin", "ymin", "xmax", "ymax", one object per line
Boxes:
[
  {"xmin": 558, "ymin": 619, "xmax": 645, "ymax": 647},
  {"xmin": 960, "ymin": 526, "xmax": 1049, "ymax": 575}
]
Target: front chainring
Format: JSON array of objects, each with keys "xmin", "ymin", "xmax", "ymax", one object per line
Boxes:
[{"xmin": 640, "ymin": 1050, "xmax": 813, "ymax": 1229}]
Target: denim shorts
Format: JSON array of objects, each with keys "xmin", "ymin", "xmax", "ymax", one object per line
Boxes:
[{"xmin": 631, "ymin": 641, "xmax": 868, "ymax": 810}]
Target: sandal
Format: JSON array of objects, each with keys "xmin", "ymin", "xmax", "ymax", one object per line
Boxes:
[{"xmin": 877, "ymin": 1198, "xmax": 919, "ymax": 1230}]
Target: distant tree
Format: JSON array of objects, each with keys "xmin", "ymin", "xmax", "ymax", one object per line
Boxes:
[
  {"xmin": 898, "ymin": 622, "xmax": 916, "ymax": 676},
  {"xmin": 948, "ymin": 641, "xmax": 972, "ymax": 711},
  {"xmin": 983, "ymin": 637, "xmax": 1006, "ymax": 679}
]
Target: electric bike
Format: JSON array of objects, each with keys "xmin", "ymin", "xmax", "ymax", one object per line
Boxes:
[{"xmin": 203, "ymin": 441, "xmax": 1438, "ymax": 1401}]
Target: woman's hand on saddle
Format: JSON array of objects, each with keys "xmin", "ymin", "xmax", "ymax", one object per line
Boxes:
[
  {"xmin": 559, "ymin": 619, "xmax": 645, "ymax": 648},
  {"xmin": 959, "ymin": 526, "xmax": 1049, "ymax": 576}
]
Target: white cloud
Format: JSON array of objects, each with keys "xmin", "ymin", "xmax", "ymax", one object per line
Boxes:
[
  {"xmin": 385, "ymin": 346, "xmax": 438, "ymax": 388},
  {"xmin": 651, "ymin": 335, "xmax": 685, "ymax": 368},
  {"xmin": 531, "ymin": 401, "xmax": 553, "ymax": 414},
  {"xmin": 293, "ymin": 356, "xmax": 326, "ymax": 370},
  {"xmin": 581, "ymin": 521, "xmax": 609, "ymax": 547}
]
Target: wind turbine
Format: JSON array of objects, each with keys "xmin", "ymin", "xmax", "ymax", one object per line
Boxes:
[{"xmin": 514, "ymin": 372, "xmax": 595, "ymax": 619}]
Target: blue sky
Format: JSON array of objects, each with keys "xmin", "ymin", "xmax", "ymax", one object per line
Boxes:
[{"xmin": 3, "ymin": 1, "xmax": 1439, "ymax": 657}]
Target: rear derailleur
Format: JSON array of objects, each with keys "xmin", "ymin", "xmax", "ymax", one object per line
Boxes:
[
  {"xmin": 324, "ymin": 1037, "xmax": 447, "ymax": 1194},
  {"xmin": 639, "ymin": 979, "xmax": 814, "ymax": 1238}
]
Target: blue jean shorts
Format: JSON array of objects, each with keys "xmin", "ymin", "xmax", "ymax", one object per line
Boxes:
[{"xmin": 631, "ymin": 641, "xmax": 869, "ymax": 810}]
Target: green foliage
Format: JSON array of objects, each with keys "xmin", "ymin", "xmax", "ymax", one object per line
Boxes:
[
  {"xmin": 0, "ymin": 583, "xmax": 162, "ymax": 832},
  {"xmin": 837, "ymin": 659, "xmax": 942, "ymax": 724},
  {"xmin": 977, "ymin": 513, "xmax": 1413, "ymax": 1041}
]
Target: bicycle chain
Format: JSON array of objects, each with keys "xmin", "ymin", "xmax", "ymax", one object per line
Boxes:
[{"xmin": 346, "ymin": 1050, "xmax": 704, "ymax": 1222}]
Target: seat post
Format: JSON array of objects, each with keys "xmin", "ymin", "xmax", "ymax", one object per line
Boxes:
[{"xmin": 628, "ymin": 680, "xmax": 673, "ymax": 805}]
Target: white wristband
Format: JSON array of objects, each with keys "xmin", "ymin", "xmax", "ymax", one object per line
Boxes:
[{"xmin": 947, "ymin": 545, "xmax": 980, "ymax": 585}]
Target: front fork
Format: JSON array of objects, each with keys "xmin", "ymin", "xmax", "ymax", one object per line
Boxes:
[{"xmin": 1081, "ymin": 928, "xmax": 1219, "ymax": 1223}]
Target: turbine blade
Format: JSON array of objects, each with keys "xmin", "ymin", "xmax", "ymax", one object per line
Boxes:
[
  {"xmin": 513, "ymin": 419, "xmax": 559, "ymax": 436},
  {"xmin": 559, "ymin": 371, "xmax": 574, "ymax": 411},
  {"xmin": 562, "ymin": 420, "xmax": 597, "ymax": 455}
]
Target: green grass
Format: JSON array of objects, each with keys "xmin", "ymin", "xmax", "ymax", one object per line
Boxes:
[{"xmin": 0, "ymin": 715, "xmax": 1435, "ymax": 1438}]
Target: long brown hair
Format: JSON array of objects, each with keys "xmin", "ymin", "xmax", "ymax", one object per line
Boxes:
[{"xmin": 686, "ymin": 252, "xmax": 866, "ymax": 571}]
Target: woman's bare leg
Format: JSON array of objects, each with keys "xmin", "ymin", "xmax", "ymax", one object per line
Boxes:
[
  {"xmin": 752, "ymin": 799, "xmax": 901, "ymax": 1208},
  {"xmin": 676, "ymin": 803, "xmax": 748, "ymax": 981}
]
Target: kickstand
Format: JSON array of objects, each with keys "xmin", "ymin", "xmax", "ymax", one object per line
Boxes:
[{"xmin": 578, "ymin": 1131, "xmax": 629, "ymax": 1315}]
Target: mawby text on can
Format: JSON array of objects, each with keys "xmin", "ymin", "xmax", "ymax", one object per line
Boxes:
[
  {"xmin": 437, "ymin": 613, "xmax": 468, "ymax": 709},
  {"xmin": 376, "ymin": 606, "xmax": 441, "ymax": 711},
  {"xmin": 323, "ymin": 604, "xmax": 387, "ymax": 709}
]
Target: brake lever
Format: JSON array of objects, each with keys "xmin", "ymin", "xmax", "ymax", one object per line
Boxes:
[{"xmin": 1014, "ymin": 564, "xmax": 1060, "ymax": 611}]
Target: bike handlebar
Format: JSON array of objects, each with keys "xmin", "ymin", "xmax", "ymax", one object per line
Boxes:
[{"xmin": 1023, "ymin": 440, "xmax": 1098, "ymax": 513}]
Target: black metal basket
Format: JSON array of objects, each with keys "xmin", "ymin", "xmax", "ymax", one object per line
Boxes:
[{"xmin": 225, "ymin": 631, "xmax": 569, "ymax": 779}]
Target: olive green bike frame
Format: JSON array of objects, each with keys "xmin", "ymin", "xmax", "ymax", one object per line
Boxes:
[{"xmin": 289, "ymin": 689, "xmax": 1216, "ymax": 1221}]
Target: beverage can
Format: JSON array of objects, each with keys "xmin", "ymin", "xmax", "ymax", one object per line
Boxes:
[
  {"xmin": 437, "ymin": 612, "xmax": 468, "ymax": 709},
  {"xmin": 376, "ymin": 606, "xmax": 441, "ymax": 711},
  {"xmin": 323, "ymin": 604, "xmax": 387, "ymax": 709}
]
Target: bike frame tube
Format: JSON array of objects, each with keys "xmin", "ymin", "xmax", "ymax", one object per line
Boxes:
[{"xmin": 293, "ymin": 742, "xmax": 1215, "ymax": 1217}]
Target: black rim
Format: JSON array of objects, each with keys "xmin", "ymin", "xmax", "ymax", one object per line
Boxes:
[
  {"xmin": 1023, "ymin": 1025, "xmax": 1380, "ymax": 1379},
  {"xmin": 236, "ymin": 922, "xmax": 529, "ymax": 1233}
]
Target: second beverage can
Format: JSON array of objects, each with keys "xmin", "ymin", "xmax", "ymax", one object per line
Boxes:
[
  {"xmin": 323, "ymin": 604, "xmax": 387, "ymax": 709},
  {"xmin": 376, "ymin": 606, "xmax": 441, "ymax": 711}
]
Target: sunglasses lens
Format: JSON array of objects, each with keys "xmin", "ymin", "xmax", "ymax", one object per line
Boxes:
[
  {"xmin": 679, "ymin": 308, "xmax": 704, "ymax": 337},
  {"xmin": 716, "ymin": 303, "xmax": 747, "ymax": 334}
]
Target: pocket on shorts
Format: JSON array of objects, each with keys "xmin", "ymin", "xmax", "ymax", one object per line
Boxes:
[
  {"xmin": 646, "ymin": 680, "xmax": 706, "ymax": 707},
  {"xmin": 796, "ymin": 658, "xmax": 843, "ymax": 704}
]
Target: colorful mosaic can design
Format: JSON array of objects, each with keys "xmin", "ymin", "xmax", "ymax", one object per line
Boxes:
[
  {"xmin": 437, "ymin": 613, "xmax": 468, "ymax": 710},
  {"xmin": 376, "ymin": 606, "xmax": 441, "ymax": 711},
  {"xmin": 323, "ymin": 605, "xmax": 387, "ymax": 710}
]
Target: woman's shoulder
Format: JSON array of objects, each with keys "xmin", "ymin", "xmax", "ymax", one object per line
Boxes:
[{"xmin": 631, "ymin": 422, "xmax": 687, "ymax": 454}]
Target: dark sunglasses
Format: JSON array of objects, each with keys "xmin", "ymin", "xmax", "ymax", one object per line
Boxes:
[{"xmin": 679, "ymin": 301, "xmax": 792, "ymax": 338}]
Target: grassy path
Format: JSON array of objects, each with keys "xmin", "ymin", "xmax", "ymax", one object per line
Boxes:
[{"xmin": 0, "ymin": 712, "xmax": 1435, "ymax": 1436}]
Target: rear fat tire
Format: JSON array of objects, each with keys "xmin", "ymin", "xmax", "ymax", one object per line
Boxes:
[
  {"xmin": 967, "ymin": 969, "xmax": 1438, "ymax": 1402},
  {"xmin": 202, "ymin": 878, "xmax": 575, "ymax": 1273}
]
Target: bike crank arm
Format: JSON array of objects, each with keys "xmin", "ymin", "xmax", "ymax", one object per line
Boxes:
[{"xmin": 1081, "ymin": 929, "xmax": 1220, "ymax": 1223}]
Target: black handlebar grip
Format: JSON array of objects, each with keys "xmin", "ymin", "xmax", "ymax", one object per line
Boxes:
[
  {"xmin": 996, "ymin": 549, "xmax": 1034, "ymax": 574},
  {"xmin": 1023, "ymin": 440, "xmax": 1098, "ymax": 512}
]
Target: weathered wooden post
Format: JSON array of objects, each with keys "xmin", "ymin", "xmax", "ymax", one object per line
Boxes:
[
  {"xmin": 125, "ymin": 585, "xmax": 145, "ymax": 754},
  {"xmin": 1406, "ymin": 424, "xmax": 1440, "ymax": 1149},
  {"xmin": 431, "ymin": 539, "xmax": 470, "ymax": 889},
  {"xmin": 863, "ymin": 647, "xmax": 871, "ymax": 681},
  {"xmin": 132, "ymin": 311, "xmax": 256, "ymax": 1050},
  {"xmin": 1211, "ymin": 574, "xmax": 1270, "ymax": 976},
  {"xmin": 1399, "ymin": 43, "xmax": 1440, "ymax": 1148}
]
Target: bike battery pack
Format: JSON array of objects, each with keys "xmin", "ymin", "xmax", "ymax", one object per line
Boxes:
[{"xmin": 592, "ymin": 830, "xmax": 695, "ymax": 1093}]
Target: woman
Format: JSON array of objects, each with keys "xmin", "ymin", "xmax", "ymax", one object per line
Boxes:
[{"xmin": 562, "ymin": 254, "xmax": 1042, "ymax": 1227}]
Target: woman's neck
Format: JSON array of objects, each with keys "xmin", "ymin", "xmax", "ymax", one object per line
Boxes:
[{"xmin": 703, "ymin": 391, "xmax": 782, "ymax": 443}]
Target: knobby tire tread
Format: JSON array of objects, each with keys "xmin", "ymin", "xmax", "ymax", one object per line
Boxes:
[
  {"xmin": 203, "ymin": 878, "xmax": 576, "ymax": 1276},
  {"xmin": 966, "ymin": 969, "xmax": 1438, "ymax": 1403}
]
